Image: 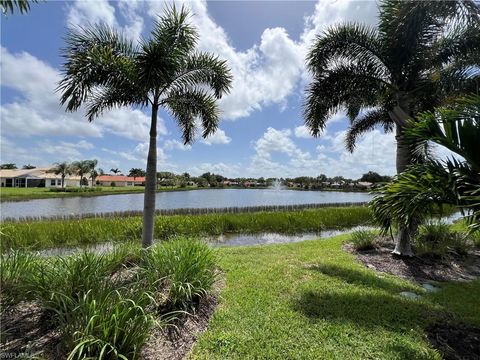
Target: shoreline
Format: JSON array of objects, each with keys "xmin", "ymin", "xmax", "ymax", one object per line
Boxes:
[{"xmin": 0, "ymin": 186, "xmax": 368, "ymax": 202}]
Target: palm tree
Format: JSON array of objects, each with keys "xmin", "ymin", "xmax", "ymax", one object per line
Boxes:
[
  {"xmin": 58, "ymin": 6, "xmax": 233, "ymax": 247},
  {"xmin": 110, "ymin": 168, "xmax": 121, "ymax": 175},
  {"xmin": 128, "ymin": 168, "xmax": 146, "ymax": 182},
  {"xmin": 303, "ymin": 0, "xmax": 479, "ymax": 256},
  {"xmin": 71, "ymin": 160, "xmax": 91, "ymax": 189},
  {"xmin": 371, "ymin": 95, "xmax": 480, "ymax": 235},
  {"xmin": 49, "ymin": 162, "xmax": 72, "ymax": 189},
  {"xmin": 87, "ymin": 159, "xmax": 98, "ymax": 187}
]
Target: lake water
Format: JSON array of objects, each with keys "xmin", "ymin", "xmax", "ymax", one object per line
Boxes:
[{"xmin": 0, "ymin": 189, "xmax": 372, "ymax": 220}]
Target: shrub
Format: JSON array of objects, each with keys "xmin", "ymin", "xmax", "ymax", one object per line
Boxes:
[
  {"xmin": 414, "ymin": 221, "xmax": 472, "ymax": 257},
  {"xmin": 350, "ymin": 230, "xmax": 377, "ymax": 251},
  {"xmin": 65, "ymin": 289, "xmax": 155, "ymax": 360},
  {"xmin": 142, "ymin": 237, "xmax": 217, "ymax": 310}
]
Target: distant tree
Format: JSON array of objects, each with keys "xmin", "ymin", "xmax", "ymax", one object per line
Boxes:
[
  {"xmin": 110, "ymin": 168, "xmax": 121, "ymax": 175},
  {"xmin": 49, "ymin": 162, "xmax": 72, "ymax": 189},
  {"xmin": 360, "ymin": 171, "xmax": 382, "ymax": 183},
  {"xmin": 71, "ymin": 160, "xmax": 91, "ymax": 189},
  {"xmin": 182, "ymin": 172, "xmax": 190, "ymax": 179},
  {"xmin": 1, "ymin": 0, "xmax": 39, "ymax": 15},
  {"xmin": 86, "ymin": 159, "xmax": 98, "ymax": 187},
  {"xmin": 129, "ymin": 168, "xmax": 146, "ymax": 181},
  {"xmin": 0, "ymin": 163, "xmax": 17, "ymax": 169},
  {"xmin": 22, "ymin": 164, "xmax": 36, "ymax": 169}
]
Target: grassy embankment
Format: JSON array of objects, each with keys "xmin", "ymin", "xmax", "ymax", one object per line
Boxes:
[
  {"xmin": 1, "ymin": 207, "xmax": 371, "ymax": 251},
  {"xmin": 192, "ymin": 234, "xmax": 480, "ymax": 359},
  {"xmin": 3, "ymin": 233, "xmax": 479, "ymax": 359},
  {"xmin": 0, "ymin": 186, "xmax": 202, "ymax": 202}
]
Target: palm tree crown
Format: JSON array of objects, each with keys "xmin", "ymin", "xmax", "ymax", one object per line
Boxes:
[{"xmin": 58, "ymin": 6, "xmax": 233, "ymax": 247}]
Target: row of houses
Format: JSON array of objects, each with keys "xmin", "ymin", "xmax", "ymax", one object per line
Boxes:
[{"xmin": 0, "ymin": 168, "xmax": 145, "ymax": 188}]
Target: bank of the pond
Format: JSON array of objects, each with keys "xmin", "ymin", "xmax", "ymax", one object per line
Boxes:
[
  {"xmin": 191, "ymin": 234, "xmax": 480, "ymax": 359},
  {"xmin": 1, "ymin": 207, "xmax": 371, "ymax": 252},
  {"xmin": 0, "ymin": 185, "xmax": 212, "ymax": 202}
]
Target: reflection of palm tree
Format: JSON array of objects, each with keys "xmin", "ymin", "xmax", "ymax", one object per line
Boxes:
[
  {"xmin": 58, "ymin": 6, "xmax": 233, "ymax": 247},
  {"xmin": 372, "ymin": 96, "xmax": 480, "ymax": 236},
  {"xmin": 303, "ymin": 1, "xmax": 479, "ymax": 256},
  {"xmin": 110, "ymin": 168, "xmax": 121, "ymax": 175}
]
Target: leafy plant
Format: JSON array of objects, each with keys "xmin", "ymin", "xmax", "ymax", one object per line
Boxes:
[
  {"xmin": 350, "ymin": 230, "xmax": 377, "ymax": 251},
  {"xmin": 141, "ymin": 238, "xmax": 217, "ymax": 310}
]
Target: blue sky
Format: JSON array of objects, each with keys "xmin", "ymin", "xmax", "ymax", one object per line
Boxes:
[{"xmin": 1, "ymin": 0, "xmax": 398, "ymax": 179}]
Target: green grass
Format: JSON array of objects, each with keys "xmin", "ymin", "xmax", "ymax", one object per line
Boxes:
[
  {"xmin": 1, "ymin": 238, "xmax": 216, "ymax": 359},
  {"xmin": 191, "ymin": 234, "xmax": 480, "ymax": 359},
  {"xmin": 0, "ymin": 207, "xmax": 372, "ymax": 251},
  {"xmin": 350, "ymin": 229, "xmax": 378, "ymax": 250}
]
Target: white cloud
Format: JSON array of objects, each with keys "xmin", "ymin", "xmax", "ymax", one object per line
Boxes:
[
  {"xmin": 164, "ymin": 139, "xmax": 192, "ymax": 151},
  {"xmin": 0, "ymin": 47, "xmax": 165, "ymax": 142},
  {"xmin": 190, "ymin": 162, "xmax": 241, "ymax": 177},
  {"xmin": 67, "ymin": 0, "xmax": 144, "ymax": 41},
  {"xmin": 201, "ymin": 128, "xmax": 231, "ymax": 145},
  {"xmin": 294, "ymin": 125, "xmax": 312, "ymax": 139}
]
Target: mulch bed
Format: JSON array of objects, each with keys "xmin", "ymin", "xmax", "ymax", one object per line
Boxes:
[
  {"xmin": 345, "ymin": 239, "xmax": 480, "ymax": 359},
  {"xmin": 426, "ymin": 323, "xmax": 480, "ymax": 360},
  {"xmin": 0, "ymin": 279, "xmax": 224, "ymax": 359},
  {"xmin": 344, "ymin": 239, "xmax": 480, "ymax": 283}
]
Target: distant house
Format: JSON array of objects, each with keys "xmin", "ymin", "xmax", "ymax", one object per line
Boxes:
[
  {"xmin": 96, "ymin": 175, "xmax": 145, "ymax": 187},
  {"xmin": 357, "ymin": 181, "xmax": 373, "ymax": 189},
  {"xmin": 0, "ymin": 167, "xmax": 83, "ymax": 188}
]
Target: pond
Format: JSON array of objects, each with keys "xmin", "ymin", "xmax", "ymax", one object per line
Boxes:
[{"xmin": 0, "ymin": 188, "xmax": 372, "ymax": 220}]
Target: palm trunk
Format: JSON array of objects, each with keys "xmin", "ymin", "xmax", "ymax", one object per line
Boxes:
[
  {"xmin": 62, "ymin": 175, "xmax": 65, "ymax": 189},
  {"xmin": 142, "ymin": 103, "xmax": 159, "ymax": 248},
  {"xmin": 392, "ymin": 124, "xmax": 414, "ymax": 256}
]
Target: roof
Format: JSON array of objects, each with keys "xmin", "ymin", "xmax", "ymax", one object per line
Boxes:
[
  {"xmin": 0, "ymin": 167, "xmax": 83, "ymax": 180},
  {"xmin": 97, "ymin": 175, "xmax": 145, "ymax": 182}
]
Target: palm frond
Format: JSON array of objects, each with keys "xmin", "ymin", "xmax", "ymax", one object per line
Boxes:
[
  {"xmin": 1, "ymin": 0, "xmax": 38, "ymax": 14},
  {"xmin": 162, "ymin": 89, "xmax": 219, "ymax": 144},
  {"xmin": 85, "ymin": 86, "xmax": 145, "ymax": 121},
  {"xmin": 307, "ymin": 22, "xmax": 390, "ymax": 79},
  {"xmin": 345, "ymin": 109, "xmax": 393, "ymax": 152},
  {"xmin": 58, "ymin": 24, "xmax": 138, "ymax": 112},
  {"xmin": 303, "ymin": 63, "xmax": 389, "ymax": 136},
  {"xmin": 165, "ymin": 52, "xmax": 233, "ymax": 99}
]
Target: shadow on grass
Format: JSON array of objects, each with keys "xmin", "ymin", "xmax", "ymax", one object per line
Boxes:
[
  {"xmin": 306, "ymin": 263, "xmax": 414, "ymax": 293},
  {"xmin": 294, "ymin": 264, "xmax": 443, "ymax": 331}
]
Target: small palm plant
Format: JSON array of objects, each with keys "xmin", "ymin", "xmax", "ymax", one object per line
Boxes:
[{"xmin": 58, "ymin": 6, "xmax": 233, "ymax": 247}]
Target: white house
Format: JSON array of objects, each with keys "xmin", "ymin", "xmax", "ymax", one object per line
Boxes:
[{"xmin": 0, "ymin": 167, "xmax": 83, "ymax": 188}]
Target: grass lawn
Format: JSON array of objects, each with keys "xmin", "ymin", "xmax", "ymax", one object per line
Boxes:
[{"xmin": 192, "ymin": 234, "xmax": 480, "ymax": 359}]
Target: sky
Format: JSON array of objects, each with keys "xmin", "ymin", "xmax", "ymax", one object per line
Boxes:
[{"xmin": 0, "ymin": 0, "xmax": 399, "ymax": 179}]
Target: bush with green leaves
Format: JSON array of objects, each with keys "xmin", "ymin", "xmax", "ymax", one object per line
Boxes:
[
  {"xmin": 141, "ymin": 238, "xmax": 217, "ymax": 310},
  {"xmin": 414, "ymin": 222, "xmax": 472, "ymax": 257},
  {"xmin": 350, "ymin": 230, "xmax": 377, "ymax": 251}
]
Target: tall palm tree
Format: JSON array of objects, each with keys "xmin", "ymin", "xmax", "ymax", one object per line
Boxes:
[
  {"xmin": 49, "ymin": 162, "xmax": 72, "ymax": 189},
  {"xmin": 110, "ymin": 168, "xmax": 121, "ymax": 175},
  {"xmin": 71, "ymin": 160, "xmax": 91, "ymax": 189},
  {"xmin": 58, "ymin": 6, "xmax": 233, "ymax": 247},
  {"xmin": 303, "ymin": 0, "xmax": 479, "ymax": 256}
]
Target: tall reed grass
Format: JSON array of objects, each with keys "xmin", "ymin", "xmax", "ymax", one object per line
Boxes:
[{"xmin": 0, "ymin": 207, "xmax": 372, "ymax": 251}]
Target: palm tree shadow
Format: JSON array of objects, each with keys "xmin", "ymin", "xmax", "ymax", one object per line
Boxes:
[
  {"xmin": 306, "ymin": 263, "xmax": 415, "ymax": 293},
  {"xmin": 294, "ymin": 264, "xmax": 442, "ymax": 330}
]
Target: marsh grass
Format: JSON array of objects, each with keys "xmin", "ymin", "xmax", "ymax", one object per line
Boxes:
[
  {"xmin": 0, "ymin": 238, "xmax": 216, "ymax": 359},
  {"xmin": 0, "ymin": 207, "xmax": 372, "ymax": 251}
]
